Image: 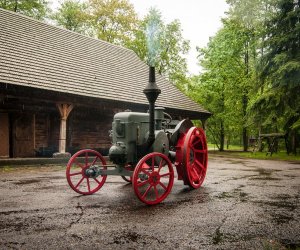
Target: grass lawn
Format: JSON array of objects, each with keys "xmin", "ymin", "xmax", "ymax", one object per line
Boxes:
[{"xmin": 208, "ymin": 144, "xmax": 300, "ymax": 162}]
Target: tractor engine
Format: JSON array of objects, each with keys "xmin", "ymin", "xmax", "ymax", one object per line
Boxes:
[{"xmin": 108, "ymin": 107, "xmax": 169, "ymax": 165}]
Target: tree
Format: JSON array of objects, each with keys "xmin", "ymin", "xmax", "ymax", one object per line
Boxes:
[
  {"xmin": 88, "ymin": 0, "xmax": 138, "ymax": 46},
  {"xmin": 51, "ymin": 0, "xmax": 90, "ymax": 34},
  {"xmin": 225, "ymin": 0, "xmax": 272, "ymax": 151},
  {"xmin": 0, "ymin": 0, "xmax": 49, "ymax": 20},
  {"xmin": 253, "ymin": 0, "xmax": 300, "ymax": 154},
  {"xmin": 192, "ymin": 19, "xmax": 251, "ymax": 151}
]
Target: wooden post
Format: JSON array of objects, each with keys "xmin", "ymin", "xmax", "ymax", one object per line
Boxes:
[{"xmin": 56, "ymin": 103, "xmax": 73, "ymax": 155}]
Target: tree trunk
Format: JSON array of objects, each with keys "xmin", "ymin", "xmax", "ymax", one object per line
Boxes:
[
  {"xmin": 243, "ymin": 127, "xmax": 248, "ymax": 152},
  {"xmin": 292, "ymin": 130, "xmax": 297, "ymax": 155},
  {"xmin": 220, "ymin": 121, "xmax": 225, "ymax": 152},
  {"xmin": 226, "ymin": 136, "xmax": 230, "ymax": 150},
  {"xmin": 243, "ymin": 41, "xmax": 249, "ymax": 152},
  {"xmin": 14, "ymin": 0, "xmax": 18, "ymax": 12}
]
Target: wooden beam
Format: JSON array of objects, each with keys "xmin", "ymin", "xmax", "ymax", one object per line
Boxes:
[{"xmin": 56, "ymin": 103, "xmax": 74, "ymax": 153}]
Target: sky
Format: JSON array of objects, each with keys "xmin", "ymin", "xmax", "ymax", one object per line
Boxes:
[
  {"xmin": 52, "ymin": 0, "xmax": 229, "ymax": 75},
  {"xmin": 128, "ymin": 0, "xmax": 229, "ymax": 75}
]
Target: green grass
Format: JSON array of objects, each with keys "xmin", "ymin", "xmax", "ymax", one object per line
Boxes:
[
  {"xmin": 207, "ymin": 143, "xmax": 300, "ymax": 161},
  {"xmin": 209, "ymin": 150, "xmax": 300, "ymax": 162},
  {"xmin": 208, "ymin": 143, "xmax": 243, "ymax": 151}
]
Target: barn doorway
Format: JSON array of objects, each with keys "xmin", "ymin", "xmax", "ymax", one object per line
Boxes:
[{"xmin": 11, "ymin": 113, "xmax": 35, "ymax": 157}]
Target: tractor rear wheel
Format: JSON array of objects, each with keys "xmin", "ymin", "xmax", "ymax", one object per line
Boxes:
[
  {"xmin": 66, "ymin": 149, "xmax": 107, "ymax": 195},
  {"xmin": 132, "ymin": 152, "xmax": 174, "ymax": 205},
  {"xmin": 181, "ymin": 127, "xmax": 208, "ymax": 189}
]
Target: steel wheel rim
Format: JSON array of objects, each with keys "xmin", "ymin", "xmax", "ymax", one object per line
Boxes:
[
  {"xmin": 66, "ymin": 149, "xmax": 107, "ymax": 195},
  {"xmin": 183, "ymin": 127, "xmax": 208, "ymax": 189},
  {"xmin": 133, "ymin": 153, "xmax": 174, "ymax": 205}
]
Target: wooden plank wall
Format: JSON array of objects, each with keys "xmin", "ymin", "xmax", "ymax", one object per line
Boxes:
[
  {"xmin": 0, "ymin": 113, "xmax": 9, "ymax": 158},
  {"xmin": 67, "ymin": 108, "xmax": 116, "ymax": 154},
  {"xmin": 35, "ymin": 114, "xmax": 50, "ymax": 149}
]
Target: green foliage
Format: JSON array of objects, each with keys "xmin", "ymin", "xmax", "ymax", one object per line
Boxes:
[
  {"xmin": 192, "ymin": 0, "xmax": 300, "ymax": 154},
  {"xmin": 0, "ymin": 0, "xmax": 49, "ymax": 20},
  {"xmin": 192, "ymin": 18, "xmax": 254, "ymax": 151},
  {"xmin": 88, "ymin": 0, "xmax": 138, "ymax": 46},
  {"xmin": 51, "ymin": 0, "xmax": 90, "ymax": 34},
  {"xmin": 251, "ymin": 0, "xmax": 300, "ymax": 153}
]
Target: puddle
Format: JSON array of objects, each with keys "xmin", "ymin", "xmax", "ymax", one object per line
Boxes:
[
  {"xmin": 227, "ymin": 160, "xmax": 248, "ymax": 165},
  {"xmin": 216, "ymin": 192, "xmax": 234, "ymax": 199},
  {"xmin": 212, "ymin": 228, "xmax": 223, "ymax": 244},
  {"xmin": 288, "ymin": 162, "xmax": 300, "ymax": 165},
  {"xmin": 283, "ymin": 174, "xmax": 297, "ymax": 178},
  {"xmin": 249, "ymin": 176, "xmax": 281, "ymax": 181},
  {"xmin": 13, "ymin": 179, "xmax": 41, "ymax": 185},
  {"xmin": 280, "ymin": 239, "xmax": 300, "ymax": 249},
  {"xmin": 272, "ymin": 194, "xmax": 292, "ymax": 200},
  {"xmin": 271, "ymin": 213, "xmax": 294, "ymax": 224},
  {"xmin": 254, "ymin": 200, "xmax": 297, "ymax": 211},
  {"xmin": 256, "ymin": 168, "xmax": 272, "ymax": 176},
  {"xmin": 288, "ymin": 167, "xmax": 300, "ymax": 171}
]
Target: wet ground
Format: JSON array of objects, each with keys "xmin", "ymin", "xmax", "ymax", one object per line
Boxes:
[{"xmin": 0, "ymin": 155, "xmax": 299, "ymax": 249}]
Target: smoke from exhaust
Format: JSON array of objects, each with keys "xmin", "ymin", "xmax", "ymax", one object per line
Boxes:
[{"xmin": 146, "ymin": 8, "xmax": 162, "ymax": 67}]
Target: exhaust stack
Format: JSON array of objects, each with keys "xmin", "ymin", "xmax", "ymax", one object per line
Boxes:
[{"xmin": 143, "ymin": 66, "xmax": 161, "ymax": 145}]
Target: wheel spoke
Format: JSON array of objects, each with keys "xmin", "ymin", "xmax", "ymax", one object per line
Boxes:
[
  {"xmin": 137, "ymin": 179, "xmax": 150, "ymax": 187},
  {"xmin": 158, "ymin": 159, "xmax": 165, "ymax": 173},
  {"xmin": 191, "ymin": 165, "xmax": 200, "ymax": 182},
  {"xmin": 91, "ymin": 156, "xmax": 99, "ymax": 166},
  {"xmin": 85, "ymin": 152, "xmax": 89, "ymax": 167},
  {"xmin": 154, "ymin": 185, "xmax": 159, "ymax": 199},
  {"xmin": 142, "ymin": 184, "xmax": 153, "ymax": 199},
  {"xmin": 69, "ymin": 171, "xmax": 82, "ymax": 176},
  {"xmin": 151, "ymin": 157, "xmax": 155, "ymax": 171},
  {"xmin": 192, "ymin": 137, "xmax": 201, "ymax": 147},
  {"xmin": 195, "ymin": 159, "xmax": 205, "ymax": 171},
  {"xmin": 75, "ymin": 176, "xmax": 85, "ymax": 189},
  {"xmin": 74, "ymin": 159, "xmax": 84, "ymax": 169},
  {"xmin": 141, "ymin": 168, "xmax": 150, "ymax": 176},
  {"xmin": 192, "ymin": 148, "xmax": 207, "ymax": 154},
  {"xmin": 87, "ymin": 178, "xmax": 91, "ymax": 193},
  {"xmin": 93, "ymin": 177, "xmax": 101, "ymax": 184},
  {"xmin": 158, "ymin": 181, "xmax": 167, "ymax": 191},
  {"xmin": 160, "ymin": 172, "xmax": 171, "ymax": 178}
]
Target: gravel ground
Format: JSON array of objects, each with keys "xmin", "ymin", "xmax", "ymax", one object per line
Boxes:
[{"xmin": 0, "ymin": 155, "xmax": 299, "ymax": 249}]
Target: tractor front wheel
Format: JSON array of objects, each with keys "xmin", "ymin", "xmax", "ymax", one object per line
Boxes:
[
  {"xmin": 66, "ymin": 149, "xmax": 107, "ymax": 195},
  {"xmin": 132, "ymin": 152, "xmax": 174, "ymax": 205}
]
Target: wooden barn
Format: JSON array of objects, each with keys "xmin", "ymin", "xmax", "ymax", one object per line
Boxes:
[{"xmin": 0, "ymin": 9, "xmax": 211, "ymax": 158}]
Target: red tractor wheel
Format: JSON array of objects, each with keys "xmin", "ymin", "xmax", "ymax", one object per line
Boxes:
[
  {"xmin": 121, "ymin": 165, "xmax": 133, "ymax": 183},
  {"xmin": 181, "ymin": 127, "xmax": 208, "ymax": 189},
  {"xmin": 66, "ymin": 149, "xmax": 107, "ymax": 195},
  {"xmin": 132, "ymin": 152, "xmax": 174, "ymax": 205}
]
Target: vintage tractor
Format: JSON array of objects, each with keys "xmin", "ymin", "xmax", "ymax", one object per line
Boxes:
[{"xmin": 66, "ymin": 67, "xmax": 208, "ymax": 205}]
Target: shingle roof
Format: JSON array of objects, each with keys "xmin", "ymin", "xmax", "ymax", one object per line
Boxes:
[{"xmin": 0, "ymin": 8, "xmax": 210, "ymax": 117}]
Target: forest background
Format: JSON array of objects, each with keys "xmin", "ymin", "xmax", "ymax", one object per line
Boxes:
[{"xmin": 1, "ymin": 0, "xmax": 299, "ymax": 155}]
